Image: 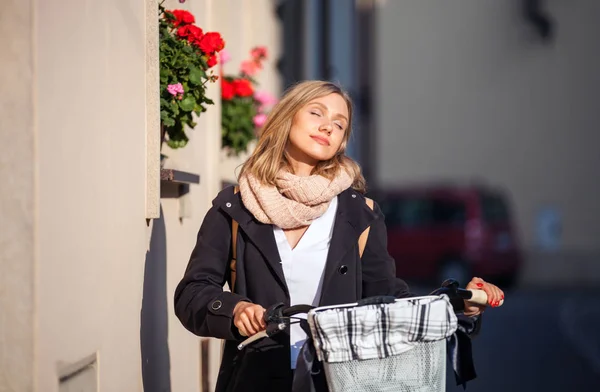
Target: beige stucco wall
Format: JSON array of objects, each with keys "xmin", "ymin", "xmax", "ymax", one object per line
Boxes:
[
  {"xmin": 0, "ymin": 0, "xmax": 36, "ymax": 391},
  {"xmin": 35, "ymin": 0, "xmax": 150, "ymax": 390},
  {"xmin": 375, "ymin": 1, "xmax": 600, "ymax": 284},
  {"xmin": 1, "ymin": 0, "xmax": 282, "ymax": 390}
]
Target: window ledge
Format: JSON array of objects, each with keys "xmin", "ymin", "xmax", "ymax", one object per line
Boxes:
[{"xmin": 160, "ymin": 169, "xmax": 200, "ymax": 185}]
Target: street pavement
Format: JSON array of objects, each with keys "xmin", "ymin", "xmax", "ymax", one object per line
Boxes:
[{"xmin": 442, "ymin": 287, "xmax": 600, "ymax": 392}]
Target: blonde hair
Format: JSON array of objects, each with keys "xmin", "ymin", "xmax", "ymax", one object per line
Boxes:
[{"xmin": 239, "ymin": 80, "xmax": 366, "ymax": 193}]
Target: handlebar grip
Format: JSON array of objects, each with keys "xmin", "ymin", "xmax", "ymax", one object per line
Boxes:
[{"xmin": 462, "ymin": 289, "xmax": 504, "ymax": 307}]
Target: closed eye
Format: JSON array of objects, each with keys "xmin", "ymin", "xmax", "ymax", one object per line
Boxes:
[{"xmin": 310, "ymin": 110, "xmax": 322, "ymax": 117}]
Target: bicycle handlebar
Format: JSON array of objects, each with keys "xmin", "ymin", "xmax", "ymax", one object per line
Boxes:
[
  {"xmin": 236, "ymin": 303, "xmax": 316, "ymax": 351},
  {"xmin": 236, "ymin": 281, "xmax": 503, "ymax": 351}
]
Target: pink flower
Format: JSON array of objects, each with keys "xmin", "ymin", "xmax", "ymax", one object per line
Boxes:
[
  {"xmin": 253, "ymin": 113, "xmax": 268, "ymax": 128},
  {"xmin": 240, "ymin": 60, "xmax": 260, "ymax": 76},
  {"xmin": 254, "ymin": 90, "xmax": 277, "ymax": 107},
  {"xmin": 167, "ymin": 83, "xmax": 184, "ymax": 96},
  {"xmin": 251, "ymin": 46, "xmax": 268, "ymax": 60},
  {"xmin": 219, "ymin": 48, "xmax": 231, "ymax": 65}
]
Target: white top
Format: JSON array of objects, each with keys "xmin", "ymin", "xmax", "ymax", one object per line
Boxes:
[{"xmin": 273, "ymin": 196, "xmax": 338, "ymax": 369}]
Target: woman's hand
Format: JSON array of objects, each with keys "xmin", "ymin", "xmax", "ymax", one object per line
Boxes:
[
  {"xmin": 463, "ymin": 277, "xmax": 505, "ymax": 317},
  {"xmin": 233, "ymin": 301, "xmax": 266, "ymax": 336}
]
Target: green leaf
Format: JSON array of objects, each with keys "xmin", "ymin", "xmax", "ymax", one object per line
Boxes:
[
  {"xmin": 189, "ymin": 67, "xmax": 203, "ymax": 85},
  {"xmin": 160, "ymin": 69, "xmax": 169, "ymax": 83},
  {"xmin": 179, "ymin": 96, "xmax": 196, "ymax": 111},
  {"xmin": 161, "ymin": 116, "xmax": 175, "ymax": 127}
]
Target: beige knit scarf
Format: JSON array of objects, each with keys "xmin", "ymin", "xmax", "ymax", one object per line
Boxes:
[{"xmin": 238, "ymin": 166, "xmax": 354, "ymax": 229}]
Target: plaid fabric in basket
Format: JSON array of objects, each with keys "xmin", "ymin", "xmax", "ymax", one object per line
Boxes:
[{"xmin": 307, "ymin": 295, "xmax": 458, "ymax": 363}]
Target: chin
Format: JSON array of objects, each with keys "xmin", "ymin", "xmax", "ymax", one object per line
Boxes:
[{"xmin": 305, "ymin": 148, "xmax": 335, "ymax": 162}]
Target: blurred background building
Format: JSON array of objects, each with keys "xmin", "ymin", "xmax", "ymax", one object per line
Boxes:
[{"xmin": 1, "ymin": 0, "xmax": 599, "ymax": 391}]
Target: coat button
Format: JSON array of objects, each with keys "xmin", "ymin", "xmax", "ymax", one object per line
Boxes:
[
  {"xmin": 351, "ymin": 194, "xmax": 357, "ymax": 198},
  {"xmin": 211, "ymin": 300, "xmax": 223, "ymax": 310},
  {"xmin": 226, "ymin": 202, "xmax": 232, "ymax": 208},
  {"xmin": 339, "ymin": 265, "xmax": 348, "ymax": 275}
]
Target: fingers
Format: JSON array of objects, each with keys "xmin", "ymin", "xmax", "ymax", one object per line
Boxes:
[
  {"xmin": 488, "ymin": 284, "xmax": 505, "ymax": 307},
  {"xmin": 254, "ymin": 307, "xmax": 266, "ymax": 329},
  {"xmin": 466, "ymin": 277, "xmax": 505, "ymax": 308},
  {"xmin": 233, "ymin": 302, "xmax": 266, "ymax": 337},
  {"xmin": 465, "ymin": 276, "xmax": 484, "ymax": 290},
  {"xmin": 240, "ymin": 313, "xmax": 259, "ymax": 336}
]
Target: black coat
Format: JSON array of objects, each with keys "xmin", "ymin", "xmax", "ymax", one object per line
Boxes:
[{"xmin": 174, "ymin": 186, "xmax": 412, "ymax": 392}]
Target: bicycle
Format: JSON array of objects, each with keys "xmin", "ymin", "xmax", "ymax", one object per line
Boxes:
[{"xmin": 237, "ymin": 279, "xmax": 500, "ymax": 392}]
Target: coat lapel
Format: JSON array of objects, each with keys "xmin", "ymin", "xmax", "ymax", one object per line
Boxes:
[
  {"xmin": 240, "ymin": 219, "xmax": 288, "ymax": 291},
  {"xmin": 219, "ymin": 190, "xmax": 289, "ymax": 294},
  {"xmin": 318, "ymin": 189, "xmax": 378, "ymax": 303}
]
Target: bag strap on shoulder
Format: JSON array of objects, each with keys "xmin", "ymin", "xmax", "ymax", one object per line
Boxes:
[
  {"xmin": 230, "ymin": 186, "xmax": 239, "ymax": 291},
  {"xmin": 358, "ymin": 197, "xmax": 374, "ymax": 258}
]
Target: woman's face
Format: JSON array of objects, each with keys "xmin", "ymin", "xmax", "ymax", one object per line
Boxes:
[{"xmin": 286, "ymin": 93, "xmax": 349, "ymax": 170}]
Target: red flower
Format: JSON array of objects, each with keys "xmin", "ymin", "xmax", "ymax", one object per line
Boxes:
[
  {"xmin": 221, "ymin": 80, "xmax": 235, "ymax": 100},
  {"xmin": 206, "ymin": 55, "xmax": 218, "ymax": 68},
  {"xmin": 198, "ymin": 32, "xmax": 225, "ymax": 54},
  {"xmin": 170, "ymin": 10, "xmax": 195, "ymax": 27},
  {"xmin": 177, "ymin": 25, "xmax": 203, "ymax": 45},
  {"xmin": 233, "ymin": 79, "xmax": 254, "ymax": 97}
]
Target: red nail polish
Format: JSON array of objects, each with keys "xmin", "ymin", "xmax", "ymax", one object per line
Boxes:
[
  {"xmin": 476, "ymin": 283, "xmax": 483, "ymax": 287},
  {"xmin": 501, "ymin": 295, "xmax": 504, "ymax": 299}
]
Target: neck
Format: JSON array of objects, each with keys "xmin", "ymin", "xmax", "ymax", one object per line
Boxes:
[{"xmin": 287, "ymin": 155, "xmax": 317, "ymax": 177}]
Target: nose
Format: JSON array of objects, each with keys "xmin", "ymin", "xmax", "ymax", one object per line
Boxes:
[{"xmin": 319, "ymin": 122, "xmax": 333, "ymax": 135}]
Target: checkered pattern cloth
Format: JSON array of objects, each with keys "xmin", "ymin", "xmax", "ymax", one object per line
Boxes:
[{"xmin": 307, "ymin": 295, "xmax": 458, "ymax": 364}]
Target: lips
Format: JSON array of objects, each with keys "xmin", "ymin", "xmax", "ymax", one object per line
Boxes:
[{"xmin": 310, "ymin": 135, "xmax": 330, "ymax": 146}]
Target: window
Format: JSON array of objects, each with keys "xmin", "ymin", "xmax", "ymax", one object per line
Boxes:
[
  {"xmin": 481, "ymin": 193, "xmax": 509, "ymax": 223},
  {"xmin": 381, "ymin": 197, "xmax": 431, "ymax": 228},
  {"xmin": 431, "ymin": 199, "xmax": 466, "ymax": 226},
  {"xmin": 381, "ymin": 196, "xmax": 466, "ymax": 228}
]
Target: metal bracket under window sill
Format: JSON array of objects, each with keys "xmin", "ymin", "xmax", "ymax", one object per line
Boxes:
[{"xmin": 160, "ymin": 169, "xmax": 200, "ymax": 219}]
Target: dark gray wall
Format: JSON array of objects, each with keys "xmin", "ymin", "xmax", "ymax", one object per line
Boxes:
[{"xmin": 375, "ymin": 1, "xmax": 600, "ymax": 253}]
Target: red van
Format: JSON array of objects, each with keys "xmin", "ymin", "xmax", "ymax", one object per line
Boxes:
[{"xmin": 370, "ymin": 183, "xmax": 523, "ymax": 288}]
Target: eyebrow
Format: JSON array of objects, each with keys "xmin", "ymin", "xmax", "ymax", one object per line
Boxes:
[{"xmin": 309, "ymin": 102, "xmax": 349, "ymax": 123}]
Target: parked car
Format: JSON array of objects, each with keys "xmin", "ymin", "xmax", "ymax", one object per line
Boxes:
[{"xmin": 369, "ymin": 183, "xmax": 522, "ymax": 288}]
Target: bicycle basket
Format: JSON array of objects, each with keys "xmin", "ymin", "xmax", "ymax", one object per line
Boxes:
[{"xmin": 306, "ymin": 295, "xmax": 458, "ymax": 392}]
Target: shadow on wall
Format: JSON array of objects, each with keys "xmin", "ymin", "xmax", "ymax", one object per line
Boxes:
[{"xmin": 140, "ymin": 205, "xmax": 172, "ymax": 392}]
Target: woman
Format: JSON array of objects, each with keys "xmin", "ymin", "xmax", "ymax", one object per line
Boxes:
[{"xmin": 174, "ymin": 80, "xmax": 504, "ymax": 392}]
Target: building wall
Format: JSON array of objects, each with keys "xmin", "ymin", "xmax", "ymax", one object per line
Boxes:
[
  {"xmin": 1, "ymin": 0, "xmax": 282, "ymax": 391},
  {"xmin": 35, "ymin": 0, "xmax": 150, "ymax": 390},
  {"xmin": 375, "ymin": 1, "xmax": 600, "ymax": 283},
  {"xmin": 0, "ymin": 0, "xmax": 36, "ymax": 391}
]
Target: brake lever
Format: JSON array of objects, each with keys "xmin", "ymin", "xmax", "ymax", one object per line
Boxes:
[{"xmin": 430, "ymin": 279, "xmax": 466, "ymax": 312}]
